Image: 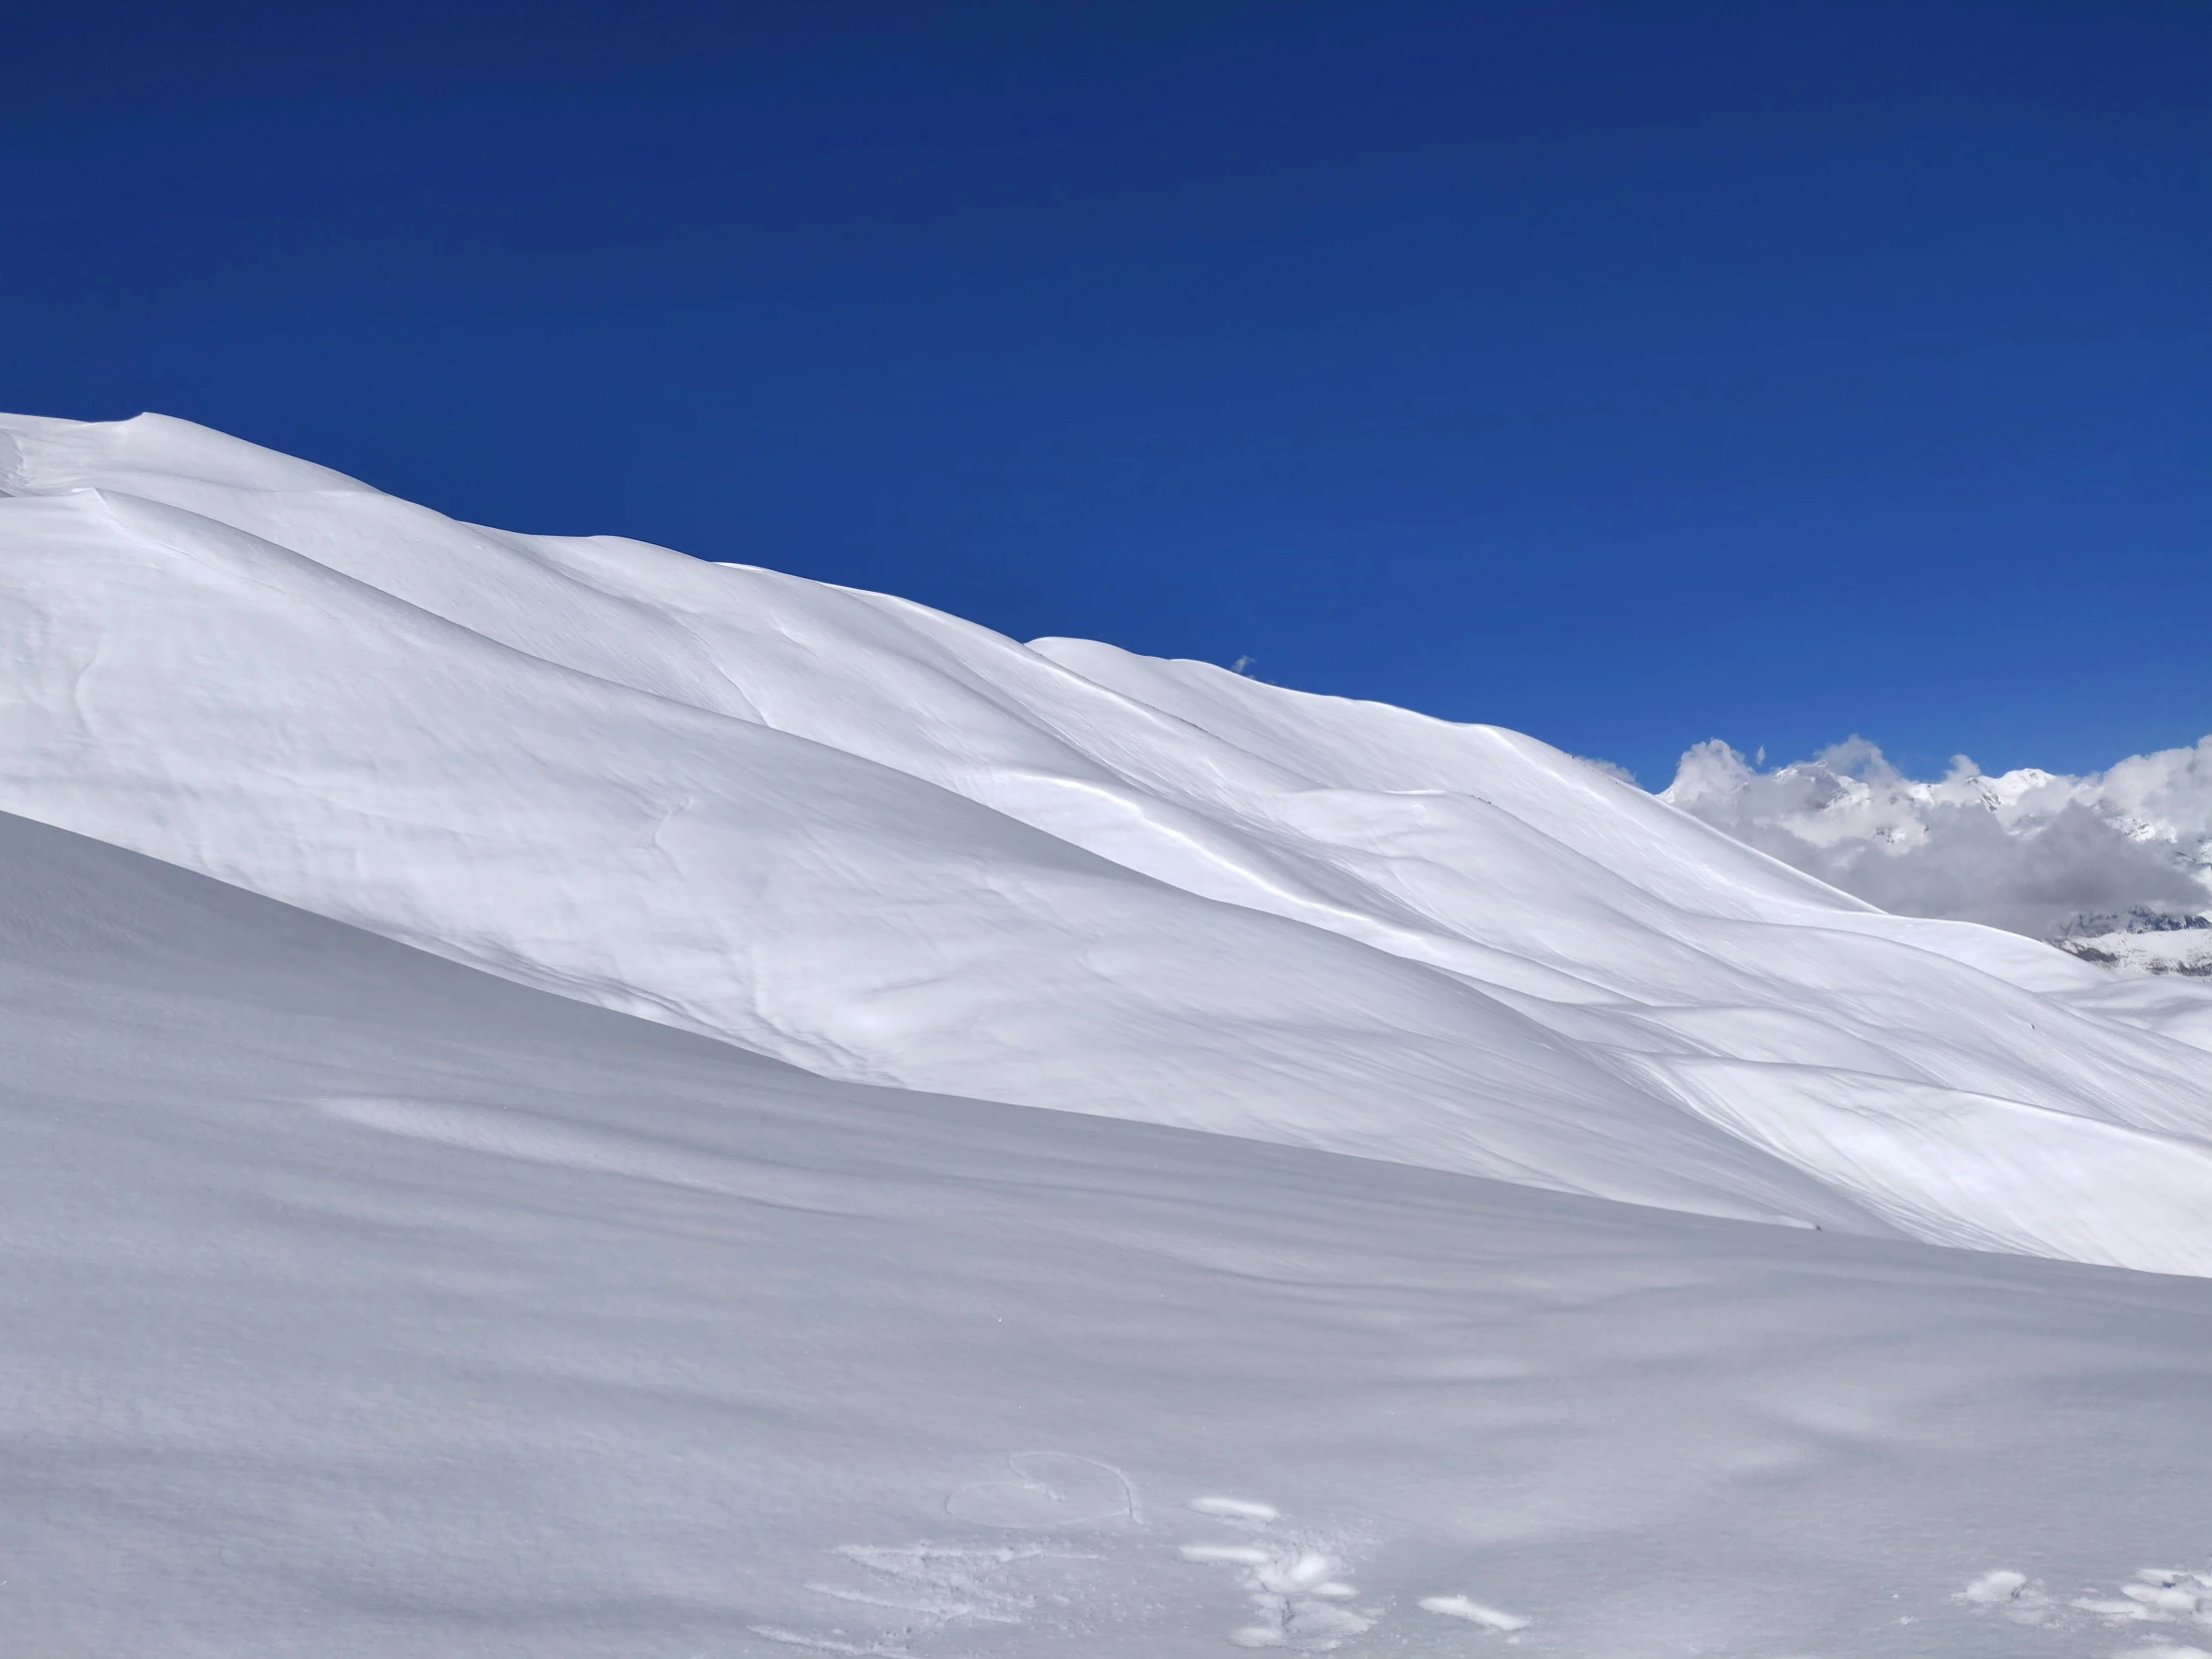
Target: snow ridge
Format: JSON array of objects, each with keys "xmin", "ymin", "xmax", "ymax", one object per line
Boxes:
[{"xmin": 4, "ymin": 411, "xmax": 2212, "ymax": 1274}]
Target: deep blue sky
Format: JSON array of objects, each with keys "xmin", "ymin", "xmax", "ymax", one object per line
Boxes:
[{"xmin": 6, "ymin": 1, "xmax": 2206, "ymax": 783}]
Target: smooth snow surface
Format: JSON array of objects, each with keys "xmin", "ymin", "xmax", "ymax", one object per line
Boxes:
[
  {"xmin": 5, "ymin": 412, "xmax": 2212, "ymax": 1278},
  {"xmin": 6, "ymin": 808, "xmax": 2212, "ymax": 1658}
]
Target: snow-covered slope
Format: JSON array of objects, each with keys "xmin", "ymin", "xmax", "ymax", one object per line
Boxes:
[
  {"xmin": 4, "ymin": 412, "xmax": 2212, "ymax": 1276},
  {"xmin": 8, "ymin": 807, "xmax": 2212, "ymax": 1658}
]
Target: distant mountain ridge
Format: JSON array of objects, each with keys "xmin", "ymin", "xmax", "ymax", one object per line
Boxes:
[{"xmin": 1663, "ymin": 735, "xmax": 2212, "ymax": 954}]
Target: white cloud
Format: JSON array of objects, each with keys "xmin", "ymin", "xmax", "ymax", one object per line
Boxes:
[{"xmin": 1662, "ymin": 735, "xmax": 2212, "ymax": 942}]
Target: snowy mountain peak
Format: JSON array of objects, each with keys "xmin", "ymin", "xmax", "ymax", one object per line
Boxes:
[{"xmin": 1665, "ymin": 735, "xmax": 2212, "ymax": 945}]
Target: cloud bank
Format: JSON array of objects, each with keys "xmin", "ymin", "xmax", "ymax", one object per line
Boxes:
[{"xmin": 1661, "ymin": 735, "xmax": 2212, "ymax": 945}]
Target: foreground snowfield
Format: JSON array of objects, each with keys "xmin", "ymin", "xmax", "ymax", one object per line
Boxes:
[
  {"xmin": 7, "ymin": 809, "xmax": 2212, "ymax": 1659},
  {"xmin": 3, "ymin": 413, "xmax": 2212, "ymax": 1655}
]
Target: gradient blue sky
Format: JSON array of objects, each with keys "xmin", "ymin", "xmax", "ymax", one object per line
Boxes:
[{"xmin": 6, "ymin": 1, "xmax": 2205, "ymax": 784}]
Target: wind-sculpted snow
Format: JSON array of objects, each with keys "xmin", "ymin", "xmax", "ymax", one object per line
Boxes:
[
  {"xmin": 6, "ymin": 808, "xmax": 2212, "ymax": 1658},
  {"xmin": 4, "ymin": 412, "xmax": 2212, "ymax": 1275}
]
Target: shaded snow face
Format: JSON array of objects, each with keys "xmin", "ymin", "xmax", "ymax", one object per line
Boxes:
[{"xmin": 1664, "ymin": 736, "xmax": 2212, "ymax": 942}]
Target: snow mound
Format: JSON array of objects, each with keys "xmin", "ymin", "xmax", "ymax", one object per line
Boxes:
[{"xmin": 4, "ymin": 411, "xmax": 2212, "ymax": 1274}]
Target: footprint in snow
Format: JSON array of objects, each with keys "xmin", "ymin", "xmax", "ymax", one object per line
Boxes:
[
  {"xmin": 753, "ymin": 1541, "xmax": 1094, "ymax": 1654},
  {"xmin": 1957, "ymin": 1563, "xmax": 2212, "ymax": 1639},
  {"xmin": 759, "ymin": 1453, "xmax": 1132, "ymax": 1655},
  {"xmin": 1177, "ymin": 1494, "xmax": 1376, "ymax": 1650},
  {"xmin": 1956, "ymin": 1568, "xmax": 2054, "ymax": 1626},
  {"xmin": 1419, "ymin": 1593, "xmax": 1531, "ymax": 1632},
  {"xmin": 2072, "ymin": 1566, "xmax": 2212, "ymax": 1629}
]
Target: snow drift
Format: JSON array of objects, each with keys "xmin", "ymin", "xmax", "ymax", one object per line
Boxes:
[{"xmin": 4, "ymin": 411, "xmax": 2212, "ymax": 1277}]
